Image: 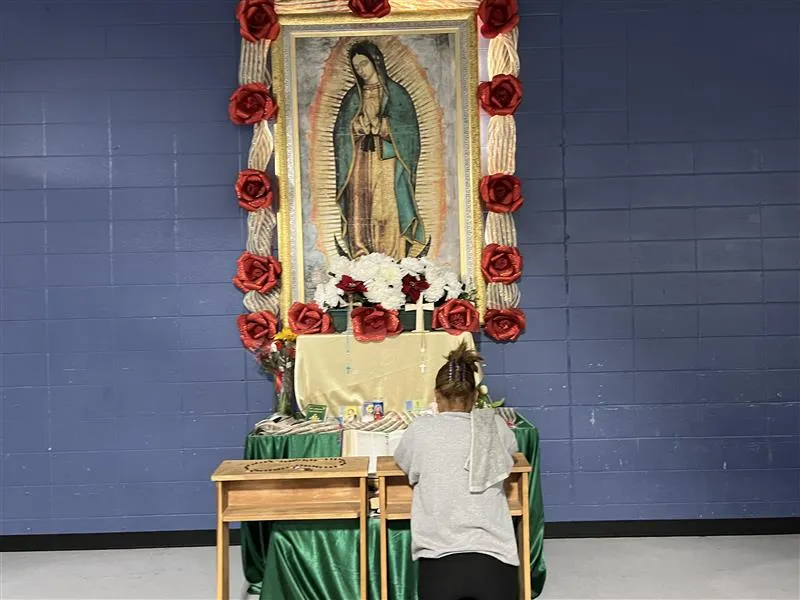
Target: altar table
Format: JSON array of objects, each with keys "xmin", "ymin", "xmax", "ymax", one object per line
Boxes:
[
  {"xmin": 240, "ymin": 416, "xmax": 547, "ymax": 599},
  {"xmin": 294, "ymin": 331, "xmax": 478, "ymax": 414}
]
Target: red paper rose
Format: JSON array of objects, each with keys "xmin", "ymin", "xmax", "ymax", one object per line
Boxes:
[
  {"xmin": 237, "ymin": 311, "xmax": 278, "ymax": 351},
  {"xmin": 478, "ymin": 74, "xmax": 523, "ymax": 116},
  {"xmin": 483, "ymin": 308, "xmax": 526, "ymax": 342},
  {"xmin": 350, "ymin": 306, "xmax": 403, "ymax": 342},
  {"xmin": 236, "ymin": 0, "xmax": 280, "ymax": 43},
  {"xmin": 233, "ymin": 252, "xmax": 281, "ymax": 295},
  {"xmin": 228, "ymin": 83, "xmax": 277, "ymax": 125},
  {"xmin": 480, "ymin": 174, "xmax": 524, "ymax": 213},
  {"xmin": 477, "ymin": 0, "xmax": 520, "ymax": 39},
  {"xmin": 348, "ymin": 0, "xmax": 391, "ymax": 18},
  {"xmin": 288, "ymin": 302, "xmax": 335, "ymax": 335},
  {"xmin": 401, "ymin": 274, "xmax": 430, "ymax": 303},
  {"xmin": 433, "ymin": 299, "xmax": 480, "ymax": 336},
  {"xmin": 481, "ymin": 244, "xmax": 523, "ymax": 284},
  {"xmin": 336, "ymin": 275, "xmax": 368, "ymax": 295},
  {"xmin": 235, "ymin": 169, "xmax": 273, "ymax": 212}
]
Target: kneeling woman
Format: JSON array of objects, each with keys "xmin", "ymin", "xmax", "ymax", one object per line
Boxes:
[{"xmin": 394, "ymin": 342, "xmax": 519, "ymax": 600}]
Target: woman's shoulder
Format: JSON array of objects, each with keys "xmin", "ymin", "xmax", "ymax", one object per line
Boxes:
[{"xmin": 405, "ymin": 414, "xmax": 435, "ymax": 430}]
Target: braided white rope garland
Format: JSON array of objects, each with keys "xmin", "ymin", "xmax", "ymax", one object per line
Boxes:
[
  {"xmin": 246, "ymin": 208, "xmax": 276, "ymax": 256},
  {"xmin": 239, "ymin": 37, "xmax": 279, "ymax": 316},
  {"xmin": 247, "ymin": 120, "xmax": 274, "ymax": 172},
  {"xmin": 244, "ymin": 289, "xmax": 282, "ymax": 314},
  {"xmin": 239, "ymin": 40, "xmax": 271, "ymax": 85},
  {"xmin": 486, "ymin": 115, "xmax": 516, "ymax": 175},
  {"xmin": 485, "ymin": 212, "xmax": 517, "ymax": 247},
  {"xmin": 487, "ymin": 282, "xmax": 521, "ymax": 309},
  {"xmin": 488, "ymin": 29, "xmax": 519, "ymax": 77},
  {"xmin": 484, "ymin": 26, "xmax": 520, "ymax": 311}
]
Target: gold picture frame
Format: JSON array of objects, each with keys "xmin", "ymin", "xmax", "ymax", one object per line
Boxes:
[{"xmin": 271, "ymin": 10, "xmax": 484, "ymax": 317}]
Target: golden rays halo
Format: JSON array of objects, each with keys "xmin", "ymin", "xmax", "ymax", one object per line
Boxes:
[{"xmin": 307, "ymin": 36, "xmax": 447, "ymax": 264}]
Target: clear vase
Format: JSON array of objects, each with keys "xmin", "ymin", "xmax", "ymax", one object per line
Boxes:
[
  {"xmin": 276, "ymin": 389, "xmax": 292, "ymax": 416},
  {"xmin": 274, "ymin": 364, "xmax": 296, "ymax": 416}
]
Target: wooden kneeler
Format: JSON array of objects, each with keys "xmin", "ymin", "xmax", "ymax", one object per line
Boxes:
[
  {"xmin": 211, "ymin": 457, "xmax": 370, "ymax": 600},
  {"xmin": 377, "ymin": 453, "xmax": 532, "ymax": 600}
]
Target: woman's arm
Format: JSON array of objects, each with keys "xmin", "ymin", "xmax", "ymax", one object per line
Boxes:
[{"xmin": 393, "ymin": 424, "xmax": 419, "ymax": 484}]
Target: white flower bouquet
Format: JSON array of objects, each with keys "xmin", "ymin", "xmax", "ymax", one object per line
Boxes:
[{"xmin": 313, "ymin": 253, "xmax": 471, "ymax": 311}]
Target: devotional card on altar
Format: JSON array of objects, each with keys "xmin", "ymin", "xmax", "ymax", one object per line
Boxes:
[
  {"xmin": 339, "ymin": 406, "xmax": 359, "ymax": 424},
  {"xmin": 305, "ymin": 404, "xmax": 328, "ymax": 422},
  {"xmin": 361, "ymin": 401, "xmax": 384, "ymax": 422}
]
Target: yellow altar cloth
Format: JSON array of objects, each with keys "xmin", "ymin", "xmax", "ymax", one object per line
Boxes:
[{"xmin": 294, "ymin": 332, "xmax": 478, "ymax": 414}]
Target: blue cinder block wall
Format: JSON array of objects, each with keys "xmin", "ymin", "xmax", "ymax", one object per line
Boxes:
[{"xmin": 1, "ymin": 0, "xmax": 798, "ymax": 534}]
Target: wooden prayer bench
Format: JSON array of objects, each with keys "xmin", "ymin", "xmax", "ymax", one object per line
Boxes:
[
  {"xmin": 376, "ymin": 453, "xmax": 532, "ymax": 600},
  {"xmin": 211, "ymin": 457, "xmax": 370, "ymax": 600}
]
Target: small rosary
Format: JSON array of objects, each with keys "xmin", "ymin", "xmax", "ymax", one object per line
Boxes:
[{"xmin": 245, "ymin": 458, "xmax": 347, "ymax": 473}]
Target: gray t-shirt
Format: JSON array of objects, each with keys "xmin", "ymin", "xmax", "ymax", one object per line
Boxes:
[{"xmin": 393, "ymin": 412, "xmax": 520, "ymax": 566}]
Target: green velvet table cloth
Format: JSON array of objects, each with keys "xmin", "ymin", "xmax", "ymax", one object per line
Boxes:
[{"xmin": 241, "ymin": 417, "xmax": 547, "ymax": 599}]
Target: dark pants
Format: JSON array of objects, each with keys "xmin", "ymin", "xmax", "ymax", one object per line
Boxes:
[{"xmin": 417, "ymin": 553, "xmax": 519, "ymax": 600}]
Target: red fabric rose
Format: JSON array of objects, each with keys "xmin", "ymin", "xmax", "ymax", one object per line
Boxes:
[
  {"xmin": 480, "ymin": 174, "xmax": 524, "ymax": 213},
  {"xmin": 236, "ymin": 0, "xmax": 280, "ymax": 43},
  {"xmin": 478, "ymin": 74, "xmax": 523, "ymax": 116},
  {"xmin": 237, "ymin": 311, "xmax": 278, "ymax": 351},
  {"xmin": 228, "ymin": 83, "xmax": 277, "ymax": 125},
  {"xmin": 348, "ymin": 0, "xmax": 391, "ymax": 18},
  {"xmin": 233, "ymin": 252, "xmax": 281, "ymax": 295},
  {"xmin": 336, "ymin": 275, "xmax": 368, "ymax": 295},
  {"xmin": 235, "ymin": 169, "xmax": 273, "ymax": 212},
  {"xmin": 288, "ymin": 302, "xmax": 335, "ymax": 335},
  {"xmin": 432, "ymin": 299, "xmax": 480, "ymax": 336},
  {"xmin": 483, "ymin": 308, "xmax": 526, "ymax": 342},
  {"xmin": 350, "ymin": 306, "xmax": 403, "ymax": 342},
  {"xmin": 477, "ymin": 0, "xmax": 520, "ymax": 39},
  {"xmin": 481, "ymin": 244, "xmax": 523, "ymax": 284},
  {"xmin": 401, "ymin": 274, "xmax": 430, "ymax": 303}
]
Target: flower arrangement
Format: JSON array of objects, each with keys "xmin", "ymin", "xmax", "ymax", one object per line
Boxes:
[
  {"xmin": 313, "ymin": 253, "xmax": 469, "ymax": 312},
  {"xmin": 256, "ymin": 327, "xmax": 298, "ymax": 414},
  {"xmin": 475, "ymin": 382, "xmax": 506, "ymax": 410}
]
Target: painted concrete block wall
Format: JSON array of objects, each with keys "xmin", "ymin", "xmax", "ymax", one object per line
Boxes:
[{"xmin": 0, "ymin": 0, "xmax": 798, "ymax": 534}]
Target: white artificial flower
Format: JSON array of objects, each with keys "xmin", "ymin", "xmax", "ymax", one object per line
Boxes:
[
  {"xmin": 364, "ymin": 279, "xmax": 405, "ymax": 310},
  {"xmin": 352, "ymin": 253, "xmax": 387, "ymax": 283},
  {"xmin": 380, "ymin": 287, "xmax": 407, "ymax": 311},
  {"xmin": 479, "ymin": 384, "xmax": 489, "ymax": 395},
  {"xmin": 442, "ymin": 270, "xmax": 464, "ymax": 299},
  {"xmin": 423, "ymin": 281, "xmax": 446, "ymax": 303},
  {"xmin": 399, "ymin": 257, "xmax": 424, "ymax": 277},
  {"xmin": 373, "ymin": 261, "xmax": 402, "ymax": 288},
  {"xmin": 314, "ymin": 280, "xmax": 344, "ymax": 309},
  {"xmin": 327, "ymin": 256, "xmax": 351, "ymax": 278}
]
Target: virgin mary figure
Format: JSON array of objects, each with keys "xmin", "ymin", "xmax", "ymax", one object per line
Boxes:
[{"xmin": 333, "ymin": 41, "xmax": 427, "ymax": 259}]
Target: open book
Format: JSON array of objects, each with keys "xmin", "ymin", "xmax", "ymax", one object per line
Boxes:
[{"xmin": 342, "ymin": 429, "xmax": 406, "ymax": 474}]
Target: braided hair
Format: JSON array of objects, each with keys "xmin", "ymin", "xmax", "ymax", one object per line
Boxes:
[{"xmin": 434, "ymin": 341, "xmax": 482, "ymax": 412}]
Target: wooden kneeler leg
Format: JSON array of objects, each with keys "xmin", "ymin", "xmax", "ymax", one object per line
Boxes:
[
  {"xmin": 360, "ymin": 477, "xmax": 368, "ymax": 600},
  {"xmin": 216, "ymin": 483, "xmax": 230, "ymax": 600},
  {"xmin": 520, "ymin": 472, "xmax": 531, "ymax": 600},
  {"xmin": 379, "ymin": 477, "xmax": 388, "ymax": 600}
]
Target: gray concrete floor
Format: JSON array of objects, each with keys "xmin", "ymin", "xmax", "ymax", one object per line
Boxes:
[{"xmin": 0, "ymin": 535, "xmax": 797, "ymax": 599}]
